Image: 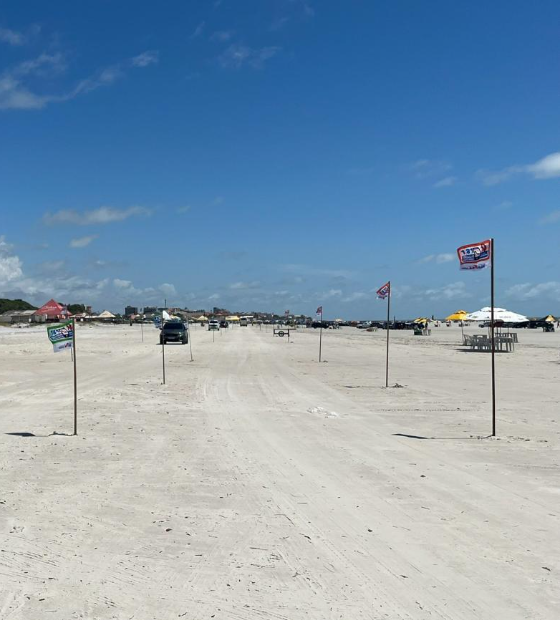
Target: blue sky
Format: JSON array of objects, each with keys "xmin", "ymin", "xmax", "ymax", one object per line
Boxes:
[{"xmin": 1, "ymin": 0, "xmax": 560, "ymax": 318}]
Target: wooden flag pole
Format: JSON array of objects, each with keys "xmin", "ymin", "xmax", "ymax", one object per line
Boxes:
[
  {"xmin": 162, "ymin": 318, "xmax": 166, "ymax": 385},
  {"xmin": 319, "ymin": 310, "xmax": 323, "ymax": 363},
  {"xmin": 490, "ymin": 238, "xmax": 496, "ymax": 436},
  {"xmin": 385, "ymin": 282, "xmax": 391, "ymax": 387},
  {"xmin": 187, "ymin": 317, "xmax": 194, "ymax": 361},
  {"xmin": 72, "ymin": 318, "xmax": 78, "ymax": 436}
]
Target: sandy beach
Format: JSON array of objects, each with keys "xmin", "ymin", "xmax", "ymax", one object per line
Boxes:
[{"xmin": 1, "ymin": 322, "xmax": 559, "ymax": 619}]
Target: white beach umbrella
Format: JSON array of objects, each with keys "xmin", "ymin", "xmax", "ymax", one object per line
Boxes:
[{"xmin": 465, "ymin": 307, "xmax": 528, "ymax": 322}]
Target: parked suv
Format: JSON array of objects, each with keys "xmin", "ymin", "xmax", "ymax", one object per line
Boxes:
[
  {"xmin": 160, "ymin": 321, "xmax": 188, "ymax": 345},
  {"xmin": 208, "ymin": 320, "xmax": 220, "ymax": 331}
]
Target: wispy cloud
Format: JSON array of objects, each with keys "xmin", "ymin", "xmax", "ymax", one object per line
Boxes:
[
  {"xmin": 433, "ymin": 176, "xmax": 457, "ymax": 188},
  {"xmin": 190, "ymin": 21, "xmax": 205, "ymax": 39},
  {"xmin": 218, "ymin": 44, "xmax": 281, "ymax": 69},
  {"xmin": 130, "ymin": 51, "xmax": 159, "ymax": 67},
  {"xmin": 44, "ymin": 206, "xmax": 152, "ymax": 226},
  {"xmin": 506, "ymin": 281, "xmax": 560, "ymax": 301},
  {"xmin": 210, "ymin": 30, "xmax": 234, "ymax": 42},
  {"xmin": 538, "ymin": 210, "xmax": 560, "ymax": 225},
  {"xmin": 410, "ymin": 159, "xmax": 452, "ymax": 179},
  {"xmin": 229, "ymin": 281, "xmax": 261, "ymax": 290},
  {"xmin": 176, "ymin": 205, "xmax": 191, "ymax": 214},
  {"xmin": 342, "ymin": 291, "xmax": 367, "ymax": 303},
  {"xmin": 0, "ymin": 50, "xmax": 159, "ymax": 111},
  {"xmin": 0, "ymin": 26, "xmax": 25, "ymax": 46},
  {"xmin": 69, "ymin": 235, "xmax": 97, "ymax": 248},
  {"xmin": 419, "ymin": 253, "xmax": 454, "ymax": 264},
  {"xmin": 424, "ymin": 281, "xmax": 470, "ymax": 300},
  {"xmin": 477, "ymin": 152, "xmax": 560, "ymax": 186}
]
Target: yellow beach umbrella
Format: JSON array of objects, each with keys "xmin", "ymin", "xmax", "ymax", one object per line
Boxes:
[{"xmin": 446, "ymin": 310, "xmax": 468, "ymax": 321}]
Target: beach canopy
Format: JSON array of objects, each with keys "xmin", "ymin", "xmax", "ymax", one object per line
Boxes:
[
  {"xmin": 226, "ymin": 315, "xmax": 240, "ymax": 321},
  {"xmin": 465, "ymin": 307, "xmax": 528, "ymax": 323},
  {"xmin": 413, "ymin": 317, "xmax": 429, "ymax": 324},
  {"xmin": 98, "ymin": 310, "xmax": 116, "ymax": 319},
  {"xmin": 446, "ymin": 310, "xmax": 469, "ymax": 321},
  {"xmin": 196, "ymin": 315, "xmax": 208, "ymax": 322},
  {"xmin": 543, "ymin": 314, "xmax": 556, "ymax": 322},
  {"xmin": 34, "ymin": 299, "xmax": 70, "ymax": 319}
]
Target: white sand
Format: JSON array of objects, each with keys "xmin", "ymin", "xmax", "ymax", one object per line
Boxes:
[{"xmin": 0, "ymin": 322, "xmax": 559, "ymax": 619}]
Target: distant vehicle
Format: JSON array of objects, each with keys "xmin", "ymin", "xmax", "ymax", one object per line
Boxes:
[
  {"xmin": 239, "ymin": 318, "xmax": 248, "ymax": 327},
  {"xmin": 356, "ymin": 322, "xmax": 371, "ymax": 329},
  {"xmin": 208, "ymin": 320, "xmax": 220, "ymax": 331},
  {"xmin": 311, "ymin": 321, "xmax": 329, "ymax": 329},
  {"xmin": 220, "ymin": 320, "xmax": 229, "ymax": 328},
  {"xmin": 160, "ymin": 321, "xmax": 188, "ymax": 345}
]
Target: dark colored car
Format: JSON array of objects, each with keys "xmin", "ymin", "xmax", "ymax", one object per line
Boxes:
[
  {"xmin": 160, "ymin": 321, "xmax": 188, "ymax": 345},
  {"xmin": 220, "ymin": 320, "xmax": 229, "ymax": 328}
]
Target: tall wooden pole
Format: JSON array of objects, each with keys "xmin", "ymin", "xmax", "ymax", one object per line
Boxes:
[
  {"xmin": 318, "ymin": 310, "xmax": 323, "ymax": 362},
  {"xmin": 490, "ymin": 238, "xmax": 496, "ymax": 436},
  {"xmin": 162, "ymin": 317, "xmax": 166, "ymax": 385},
  {"xmin": 72, "ymin": 318, "xmax": 78, "ymax": 436},
  {"xmin": 385, "ymin": 282, "xmax": 391, "ymax": 388}
]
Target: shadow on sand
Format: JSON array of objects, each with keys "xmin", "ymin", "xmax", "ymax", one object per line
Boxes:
[
  {"xmin": 393, "ymin": 433, "xmax": 492, "ymax": 441},
  {"xmin": 5, "ymin": 431, "xmax": 73, "ymax": 438}
]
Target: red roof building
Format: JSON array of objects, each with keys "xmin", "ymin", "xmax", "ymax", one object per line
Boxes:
[{"xmin": 34, "ymin": 299, "xmax": 70, "ymax": 320}]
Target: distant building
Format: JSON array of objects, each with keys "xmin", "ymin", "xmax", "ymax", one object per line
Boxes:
[
  {"xmin": 125, "ymin": 306, "xmax": 138, "ymax": 317},
  {"xmin": 143, "ymin": 306, "xmax": 157, "ymax": 314}
]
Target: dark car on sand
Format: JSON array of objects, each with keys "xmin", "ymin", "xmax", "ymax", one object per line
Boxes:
[{"xmin": 160, "ymin": 321, "xmax": 188, "ymax": 345}]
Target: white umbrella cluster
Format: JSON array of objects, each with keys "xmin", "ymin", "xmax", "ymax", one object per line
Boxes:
[{"xmin": 465, "ymin": 307, "xmax": 528, "ymax": 323}]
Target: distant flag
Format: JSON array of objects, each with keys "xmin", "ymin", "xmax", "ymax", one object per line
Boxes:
[
  {"xmin": 316, "ymin": 306, "xmax": 323, "ymax": 315},
  {"xmin": 376, "ymin": 282, "xmax": 390, "ymax": 299},
  {"xmin": 457, "ymin": 239, "xmax": 491, "ymax": 270},
  {"xmin": 162, "ymin": 310, "xmax": 171, "ymax": 321},
  {"xmin": 47, "ymin": 320, "xmax": 74, "ymax": 353}
]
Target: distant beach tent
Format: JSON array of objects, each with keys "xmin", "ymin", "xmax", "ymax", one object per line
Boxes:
[
  {"xmin": 98, "ymin": 310, "xmax": 116, "ymax": 319},
  {"xmin": 34, "ymin": 299, "xmax": 70, "ymax": 320},
  {"xmin": 196, "ymin": 315, "xmax": 208, "ymax": 322},
  {"xmin": 446, "ymin": 310, "xmax": 469, "ymax": 321},
  {"xmin": 465, "ymin": 307, "xmax": 528, "ymax": 323},
  {"xmin": 543, "ymin": 314, "xmax": 556, "ymax": 322},
  {"xmin": 413, "ymin": 317, "xmax": 429, "ymax": 324},
  {"xmin": 226, "ymin": 315, "xmax": 240, "ymax": 322}
]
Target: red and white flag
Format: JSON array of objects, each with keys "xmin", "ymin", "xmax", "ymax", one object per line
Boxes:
[
  {"xmin": 316, "ymin": 306, "xmax": 323, "ymax": 315},
  {"xmin": 457, "ymin": 240, "xmax": 491, "ymax": 270},
  {"xmin": 376, "ymin": 282, "xmax": 390, "ymax": 299}
]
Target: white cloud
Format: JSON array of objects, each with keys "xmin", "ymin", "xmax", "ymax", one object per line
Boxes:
[
  {"xmin": 229, "ymin": 281, "xmax": 261, "ymax": 290},
  {"xmin": 419, "ymin": 253, "xmax": 455, "ymax": 264},
  {"xmin": 342, "ymin": 291, "xmax": 367, "ymax": 303},
  {"xmin": 176, "ymin": 205, "xmax": 191, "ymax": 214},
  {"xmin": 208, "ymin": 293, "xmax": 220, "ymax": 301},
  {"xmin": 424, "ymin": 281, "xmax": 470, "ymax": 300},
  {"xmin": 44, "ymin": 206, "xmax": 152, "ymax": 226},
  {"xmin": 320, "ymin": 289, "xmax": 342, "ymax": 300},
  {"xmin": 218, "ymin": 45, "xmax": 281, "ymax": 69},
  {"xmin": 190, "ymin": 21, "xmax": 205, "ymax": 38},
  {"xmin": 478, "ymin": 152, "xmax": 560, "ymax": 186},
  {"xmin": 0, "ymin": 26, "xmax": 25, "ymax": 46},
  {"xmin": 0, "ymin": 236, "xmax": 23, "ymax": 285},
  {"xmin": 69, "ymin": 235, "xmax": 97, "ymax": 248},
  {"xmin": 210, "ymin": 31, "xmax": 233, "ymax": 42},
  {"xmin": 410, "ymin": 159, "xmax": 452, "ymax": 179},
  {"xmin": 130, "ymin": 51, "xmax": 159, "ymax": 67},
  {"xmin": 0, "ymin": 50, "xmax": 158, "ymax": 111},
  {"xmin": 433, "ymin": 176, "xmax": 457, "ymax": 188},
  {"xmin": 506, "ymin": 281, "xmax": 560, "ymax": 301},
  {"xmin": 159, "ymin": 283, "xmax": 176, "ymax": 297},
  {"xmin": 538, "ymin": 210, "xmax": 560, "ymax": 225}
]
